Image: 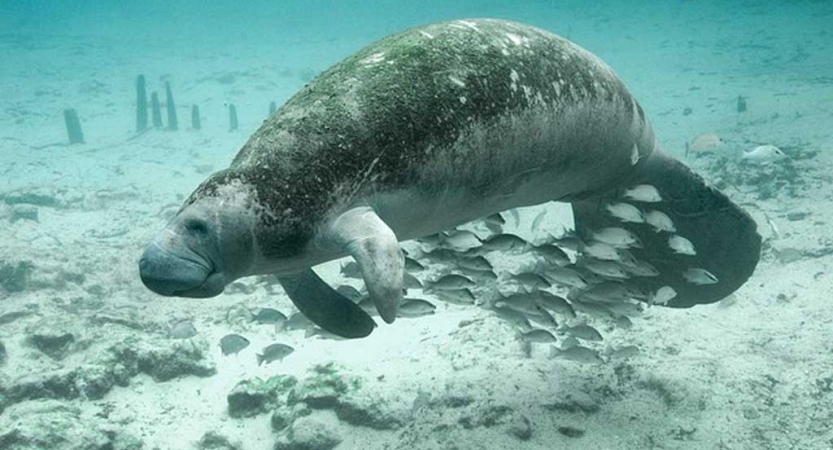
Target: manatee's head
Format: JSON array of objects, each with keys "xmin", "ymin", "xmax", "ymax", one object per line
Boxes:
[{"xmin": 139, "ymin": 170, "xmax": 259, "ymax": 298}]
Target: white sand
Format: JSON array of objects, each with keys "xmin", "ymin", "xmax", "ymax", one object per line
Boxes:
[{"xmin": 1, "ymin": 1, "xmax": 832, "ymax": 449}]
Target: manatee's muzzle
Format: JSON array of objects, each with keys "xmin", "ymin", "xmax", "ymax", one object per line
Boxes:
[{"xmin": 139, "ymin": 243, "xmax": 225, "ymax": 298}]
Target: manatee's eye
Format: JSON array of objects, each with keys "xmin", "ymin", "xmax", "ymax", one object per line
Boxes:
[{"xmin": 184, "ymin": 218, "xmax": 209, "ymax": 236}]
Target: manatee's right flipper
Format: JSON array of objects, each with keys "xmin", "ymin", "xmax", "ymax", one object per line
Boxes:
[
  {"xmin": 277, "ymin": 269, "xmax": 377, "ymax": 338},
  {"xmin": 571, "ymin": 148, "xmax": 761, "ymax": 307}
]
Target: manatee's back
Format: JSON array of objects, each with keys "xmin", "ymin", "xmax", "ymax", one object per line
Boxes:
[{"xmin": 231, "ymin": 19, "xmax": 652, "ymax": 204}]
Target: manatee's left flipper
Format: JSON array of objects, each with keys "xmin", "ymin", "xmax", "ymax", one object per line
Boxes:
[
  {"xmin": 325, "ymin": 206, "xmax": 404, "ymax": 323},
  {"xmin": 277, "ymin": 269, "xmax": 377, "ymax": 338},
  {"xmin": 571, "ymin": 148, "xmax": 761, "ymax": 307}
]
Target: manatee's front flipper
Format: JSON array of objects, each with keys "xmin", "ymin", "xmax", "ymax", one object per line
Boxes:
[
  {"xmin": 325, "ymin": 206, "xmax": 404, "ymax": 323},
  {"xmin": 277, "ymin": 269, "xmax": 377, "ymax": 338},
  {"xmin": 571, "ymin": 148, "xmax": 761, "ymax": 307}
]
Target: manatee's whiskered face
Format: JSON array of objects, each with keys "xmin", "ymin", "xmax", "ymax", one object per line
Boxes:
[{"xmin": 139, "ymin": 178, "xmax": 257, "ymax": 298}]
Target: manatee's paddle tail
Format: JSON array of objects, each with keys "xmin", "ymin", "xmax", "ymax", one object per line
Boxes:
[
  {"xmin": 277, "ymin": 269, "xmax": 377, "ymax": 338},
  {"xmin": 571, "ymin": 148, "xmax": 761, "ymax": 307}
]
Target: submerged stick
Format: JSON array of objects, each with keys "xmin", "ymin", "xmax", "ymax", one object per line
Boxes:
[
  {"xmin": 229, "ymin": 104, "xmax": 238, "ymax": 131},
  {"xmin": 165, "ymin": 81, "xmax": 178, "ymax": 131},
  {"xmin": 63, "ymin": 108, "xmax": 85, "ymax": 144},
  {"xmin": 269, "ymin": 101, "xmax": 277, "ymax": 116},
  {"xmin": 150, "ymin": 92, "xmax": 163, "ymax": 128},
  {"xmin": 136, "ymin": 75, "xmax": 148, "ymax": 132},
  {"xmin": 191, "ymin": 105, "xmax": 201, "ymax": 130}
]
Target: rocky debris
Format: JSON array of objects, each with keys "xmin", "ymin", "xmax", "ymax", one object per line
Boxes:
[
  {"xmin": 2, "ymin": 188, "xmax": 63, "ymax": 208},
  {"xmin": 196, "ymin": 431, "xmax": 242, "ymax": 450},
  {"xmin": 9, "ymin": 204, "xmax": 38, "ymax": 223},
  {"xmin": 0, "ymin": 399, "xmax": 143, "ymax": 450},
  {"xmin": 227, "ymin": 375, "xmax": 298, "ymax": 418},
  {"xmin": 24, "ymin": 317, "xmax": 83, "ymax": 360},
  {"xmin": 542, "ymin": 390, "xmax": 601, "ymax": 414},
  {"xmin": 273, "ymin": 410, "xmax": 343, "ymax": 450},
  {"xmin": 0, "ymin": 260, "xmax": 35, "ymax": 293},
  {"xmin": 2, "ymin": 336, "xmax": 215, "ymax": 411},
  {"xmin": 288, "ymin": 363, "xmax": 360, "ymax": 409},
  {"xmin": 0, "ymin": 310, "xmax": 36, "ymax": 325},
  {"xmin": 557, "ymin": 425, "xmax": 585, "ymax": 438},
  {"xmin": 335, "ymin": 389, "xmax": 410, "ymax": 430},
  {"xmin": 506, "ymin": 412, "xmax": 533, "ymax": 441}
]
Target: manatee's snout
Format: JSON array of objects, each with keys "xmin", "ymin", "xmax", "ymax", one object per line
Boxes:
[{"xmin": 139, "ymin": 242, "xmax": 218, "ymax": 297}]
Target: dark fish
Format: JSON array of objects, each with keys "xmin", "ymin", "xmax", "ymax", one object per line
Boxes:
[
  {"xmin": 405, "ymin": 256, "xmax": 425, "ymax": 272},
  {"xmin": 480, "ymin": 233, "xmax": 528, "ymax": 253},
  {"xmin": 483, "ymin": 212, "xmax": 506, "ymax": 227},
  {"xmin": 340, "ymin": 260, "xmax": 362, "ymax": 278},
  {"xmin": 531, "ymin": 243, "xmax": 571, "ymax": 266},
  {"xmin": 435, "ymin": 288, "xmax": 476, "ymax": 305},
  {"xmin": 285, "ymin": 312, "xmax": 313, "ymax": 331},
  {"xmin": 257, "ymin": 343, "xmax": 294, "ymax": 366},
  {"xmin": 533, "ymin": 305, "xmax": 559, "ymax": 328},
  {"xmin": 336, "ymin": 284, "xmax": 363, "ymax": 301},
  {"xmin": 530, "ymin": 208, "xmax": 548, "ymax": 231},
  {"xmin": 169, "ymin": 321, "xmax": 198, "ymax": 339},
  {"xmin": 250, "ymin": 308, "xmax": 288, "ymax": 325},
  {"xmin": 404, "ymin": 272, "xmax": 423, "ymax": 289},
  {"xmin": 561, "ymin": 324, "xmax": 603, "ymax": 341},
  {"xmin": 505, "ymin": 271, "xmax": 551, "ymax": 290},
  {"xmin": 456, "ymin": 255, "xmax": 493, "ymax": 272},
  {"xmin": 219, "ymin": 334, "xmax": 250, "ymax": 355},
  {"xmin": 492, "ymin": 306, "xmax": 532, "ymax": 331},
  {"xmin": 425, "ymin": 274, "xmax": 474, "ymax": 291},
  {"xmin": 521, "ymin": 328, "xmax": 557, "ymax": 343},
  {"xmin": 550, "ymin": 345, "xmax": 605, "ymax": 364},
  {"xmin": 398, "ymin": 299, "xmax": 437, "ymax": 318}
]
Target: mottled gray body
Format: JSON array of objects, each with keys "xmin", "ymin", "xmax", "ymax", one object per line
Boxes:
[{"xmin": 139, "ymin": 19, "xmax": 760, "ymax": 338}]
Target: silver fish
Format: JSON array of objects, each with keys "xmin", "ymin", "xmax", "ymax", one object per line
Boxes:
[
  {"xmin": 219, "ymin": 334, "xmax": 250, "ymax": 355},
  {"xmin": 531, "ymin": 243, "xmax": 571, "ymax": 266},
  {"xmin": 285, "ymin": 312, "xmax": 314, "ymax": 331},
  {"xmin": 442, "ymin": 229, "xmax": 482, "ymax": 251},
  {"xmin": 250, "ymin": 308, "xmax": 288, "ymax": 325},
  {"xmin": 622, "ymin": 184, "xmax": 662, "ymax": 203},
  {"xmin": 582, "ymin": 259, "xmax": 630, "ymax": 280},
  {"xmin": 456, "ymin": 255, "xmax": 493, "ymax": 272},
  {"xmin": 480, "ymin": 233, "xmax": 528, "ymax": 253},
  {"xmin": 404, "ymin": 272, "xmax": 423, "ymax": 289},
  {"xmin": 426, "ymin": 274, "xmax": 474, "ymax": 291},
  {"xmin": 548, "ymin": 232, "xmax": 582, "ymax": 251},
  {"xmin": 683, "ymin": 268, "xmax": 719, "ymax": 285},
  {"xmin": 615, "ymin": 315, "xmax": 633, "ymax": 329},
  {"xmin": 550, "ymin": 345, "xmax": 605, "ymax": 364},
  {"xmin": 606, "ymin": 345, "xmax": 640, "ymax": 360},
  {"xmin": 533, "ymin": 305, "xmax": 559, "ymax": 327},
  {"xmin": 590, "ymin": 227, "xmax": 643, "ymax": 249},
  {"xmin": 644, "ymin": 210, "xmax": 676, "ymax": 233},
  {"xmin": 505, "ymin": 271, "xmax": 551, "ymax": 290},
  {"xmin": 581, "ymin": 241, "xmax": 620, "ymax": 261},
  {"xmin": 404, "ymin": 256, "xmax": 425, "ymax": 272},
  {"xmin": 536, "ymin": 292, "xmax": 576, "ymax": 318},
  {"xmin": 570, "ymin": 300, "xmax": 615, "ymax": 319},
  {"xmin": 521, "ymin": 328, "xmax": 558, "ymax": 343},
  {"xmin": 621, "ymin": 259, "xmax": 660, "ymax": 277},
  {"xmin": 256, "ymin": 343, "xmax": 294, "ymax": 366},
  {"xmin": 576, "ymin": 282, "xmax": 633, "ymax": 303},
  {"xmin": 493, "ymin": 306, "xmax": 532, "ymax": 331},
  {"xmin": 398, "ymin": 299, "xmax": 437, "ymax": 318},
  {"xmin": 545, "ymin": 266, "xmax": 589, "ymax": 289},
  {"xmin": 340, "ymin": 260, "xmax": 362, "ymax": 278},
  {"xmin": 335, "ymin": 284, "xmax": 363, "ymax": 301},
  {"xmin": 605, "ymin": 202, "xmax": 644, "ymax": 223},
  {"xmin": 531, "ymin": 209, "xmax": 548, "ymax": 231},
  {"xmin": 650, "ymin": 286, "xmax": 677, "ymax": 305},
  {"xmin": 169, "ymin": 321, "xmax": 197, "ymax": 339},
  {"xmin": 668, "ymin": 235, "xmax": 696, "ymax": 256},
  {"xmin": 435, "ymin": 288, "xmax": 477, "ymax": 305},
  {"xmin": 561, "ymin": 324, "xmax": 603, "ymax": 341}
]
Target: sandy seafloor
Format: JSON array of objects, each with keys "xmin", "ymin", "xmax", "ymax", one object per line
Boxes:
[{"xmin": 1, "ymin": 1, "xmax": 833, "ymax": 449}]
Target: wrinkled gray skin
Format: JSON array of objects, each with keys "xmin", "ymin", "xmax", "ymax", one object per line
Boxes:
[{"xmin": 139, "ymin": 19, "xmax": 760, "ymax": 338}]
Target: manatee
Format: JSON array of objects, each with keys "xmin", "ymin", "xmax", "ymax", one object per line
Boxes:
[{"xmin": 139, "ymin": 19, "xmax": 760, "ymax": 338}]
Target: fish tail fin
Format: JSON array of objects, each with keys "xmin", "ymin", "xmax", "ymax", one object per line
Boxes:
[{"xmin": 256, "ymin": 354, "xmax": 263, "ymax": 366}]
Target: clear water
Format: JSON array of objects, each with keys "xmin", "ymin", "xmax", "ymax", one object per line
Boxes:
[{"xmin": 1, "ymin": 1, "xmax": 831, "ymax": 449}]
